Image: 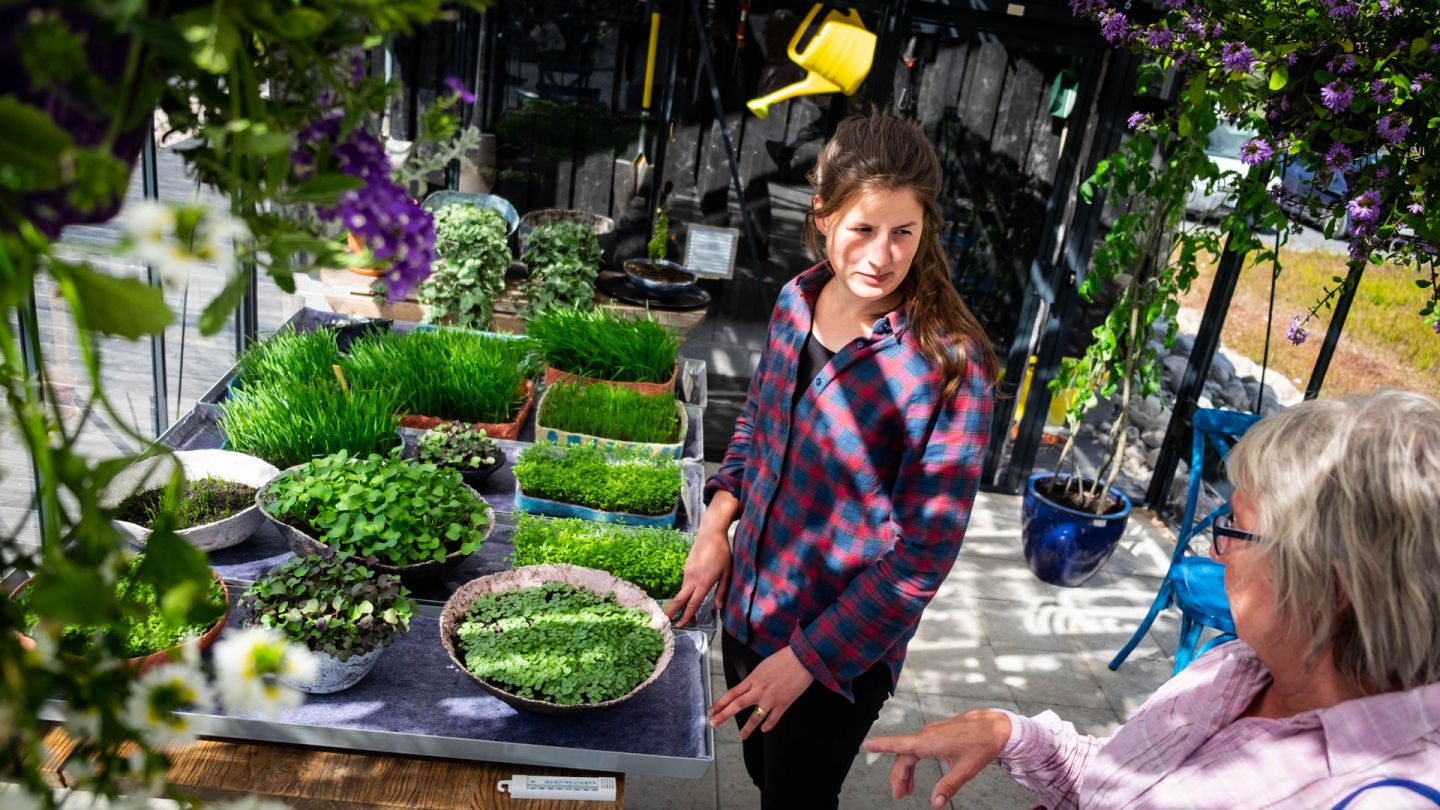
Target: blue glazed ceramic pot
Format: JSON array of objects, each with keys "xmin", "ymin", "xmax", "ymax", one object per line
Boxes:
[{"xmin": 1022, "ymin": 473, "xmax": 1132, "ymax": 587}]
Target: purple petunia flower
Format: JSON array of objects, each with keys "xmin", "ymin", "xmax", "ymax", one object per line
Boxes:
[
  {"xmin": 1377, "ymin": 113, "xmax": 1411, "ymax": 144},
  {"xmin": 1320, "ymin": 80, "xmax": 1354, "ymax": 113},
  {"xmin": 1325, "ymin": 141, "xmax": 1353, "ymax": 170},
  {"xmin": 1285, "ymin": 315, "xmax": 1311, "ymax": 346},
  {"xmin": 1221, "ymin": 42, "xmax": 1254, "ymax": 73},
  {"xmin": 444, "ymin": 75, "xmax": 476, "ymax": 104},
  {"xmin": 1099, "ymin": 10, "xmax": 1128, "ymax": 43},
  {"xmin": 1346, "ymin": 189, "xmax": 1382, "ymax": 224},
  {"xmin": 1239, "ymin": 139, "xmax": 1273, "ymax": 165},
  {"xmin": 1371, "ymin": 79, "xmax": 1395, "ymax": 105}
]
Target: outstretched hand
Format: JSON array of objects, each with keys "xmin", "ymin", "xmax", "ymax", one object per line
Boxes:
[{"xmin": 861, "ymin": 709, "xmax": 1013, "ymax": 808}]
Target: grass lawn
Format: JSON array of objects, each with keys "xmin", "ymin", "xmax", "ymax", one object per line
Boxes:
[{"xmin": 1178, "ymin": 247, "xmax": 1440, "ymax": 402}]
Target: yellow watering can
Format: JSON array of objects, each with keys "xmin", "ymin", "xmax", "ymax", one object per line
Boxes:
[{"xmin": 746, "ymin": 5, "xmax": 875, "ymax": 119}]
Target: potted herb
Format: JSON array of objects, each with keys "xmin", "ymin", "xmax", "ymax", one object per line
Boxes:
[
  {"xmin": 510, "ymin": 515, "xmax": 691, "ymax": 601},
  {"xmin": 535, "ymin": 381, "xmax": 686, "ymax": 459},
  {"xmin": 109, "ymin": 449, "xmax": 280, "ymax": 552},
  {"xmin": 14, "ymin": 554, "xmax": 229, "ymax": 673},
  {"xmin": 623, "ymin": 205, "xmax": 697, "ymax": 297},
  {"xmin": 341, "ymin": 329, "xmax": 537, "ymax": 440},
  {"xmin": 241, "ymin": 552, "xmax": 416, "ymax": 693},
  {"xmin": 235, "ymin": 326, "xmax": 340, "ymax": 390},
  {"xmin": 513, "ymin": 442, "xmax": 682, "ymax": 527},
  {"xmin": 439, "ymin": 565, "xmax": 674, "ymax": 715},
  {"xmin": 415, "ymin": 421, "xmax": 504, "ymax": 487},
  {"xmin": 416, "ymin": 204, "xmax": 512, "ymax": 330},
  {"xmin": 256, "ymin": 450, "xmax": 494, "ymax": 586},
  {"xmin": 519, "ymin": 219, "xmax": 603, "ymax": 318},
  {"xmin": 527, "ymin": 306, "xmax": 680, "ymax": 396},
  {"xmin": 221, "ymin": 380, "xmax": 402, "ymax": 470}
]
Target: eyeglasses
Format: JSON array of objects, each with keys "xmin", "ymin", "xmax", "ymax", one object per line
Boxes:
[{"xmin": 1213, "ymin": 513, "xmax": 1261, "ymax": 556}]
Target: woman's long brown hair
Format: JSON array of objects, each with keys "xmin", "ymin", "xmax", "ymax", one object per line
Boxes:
[{"xmin": 804, "ymin": 111, "xmax": 999, "ymax": 398}]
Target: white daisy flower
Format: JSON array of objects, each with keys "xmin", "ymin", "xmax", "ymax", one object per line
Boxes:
[
  {"xmin": 194, "ymin": 212, "xmax": 251, "ymax": 269},
  {"xmin": 212, "ymin": 627, "xmax": 316, "ymax": 718},
  {"xmin": 122, "ymin": 662, "xmax": 215, "ymax": 748},
  {"xmin": 62, "ymin": 706, "xmax": 102, "ymax": 740},
  {"xmin": 119, "ymin": 200, "xmax": 176, "ymax": 245}
]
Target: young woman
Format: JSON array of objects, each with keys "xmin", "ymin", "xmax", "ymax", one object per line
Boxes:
[{"xmin": 671, "ymin": 111, "xmax": 998, "ymax": 809}]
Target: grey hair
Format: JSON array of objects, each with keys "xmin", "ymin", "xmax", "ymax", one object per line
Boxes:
[{"xmin": 1226, "ymin": 389, "xmax": 1440, "ymax": 691}]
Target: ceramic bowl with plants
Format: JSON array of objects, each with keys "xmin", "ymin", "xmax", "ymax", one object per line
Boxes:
[
  {"xmin": 439, "ymin": 564, "xmax": 675, "ymax": 716},
  {"xmin": 257, "ymin": 450, "xmax": 494, "ymax": 586},
  {"xmin": 510, "ymin": 515, "xmax": 691, "ymax": 603},
  {"xmin": 241, "ymin": 551, "xmax": 416, "ymax": 693},
  {"xmin": 513, "ymin": 442, "xmax": 681, "ymax": 527},
  {"xmin": 13, "ymin": 553, "xmax": 229, "ymax": 673},
  {"xmin": 107, "ymin": 450, "xmax": 280, "ymax": 552},
  {"xmin": 416, "ymin": 421, "xmax": 505, "ymax": 487},
  {"xmin": 527, "ymin": 306, "xmax": 680, "ymax": 395},
  {"xmin": 535, "ymin": 381, "xmax": 686, "ymax": 459}
]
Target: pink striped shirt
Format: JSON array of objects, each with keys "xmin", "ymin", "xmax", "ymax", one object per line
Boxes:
[{"xmin": 998, "ymin": 642, "xmax": 1440, "ymax": 809}]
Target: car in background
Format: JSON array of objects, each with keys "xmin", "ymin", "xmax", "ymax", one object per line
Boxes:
[
  {"xmin": 1183, "ymin": 122, "xmax": 1255, "ymax": 221},
  {"xmin": 1277, "ymin": 157, "xmax": 1352, "ymax": 238}
]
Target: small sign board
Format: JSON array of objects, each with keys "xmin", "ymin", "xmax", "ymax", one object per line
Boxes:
[{"xmin": 684, "ymin": 224, "xmax": 741, "ymax": 280}]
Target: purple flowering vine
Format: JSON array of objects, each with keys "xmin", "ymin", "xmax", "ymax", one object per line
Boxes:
[
  {"xmin": 1285, "ymin": 315, "xmax": 1311, "ymax": 346},
  {"xmin": 1239, "ymin": 138, "xmax": 1273, "ymax": 166},
  {"xmin": 444, "ymin": 75, "xmax": 476, "ymax": 104},
  {"xmin": 1099, "ymin": 10, "xmax": 1129, "ymax": 43},
  {"xmin": 1220, "ymin": 42, "xmax": 1254, "ymax": 73},
  {"xmin": 1370, "ymin": 79, "xmax": 1395, "ymax": 105},
  {"xmin": 1320, "ymin": 80, "xmax": 1354, "ymax": 112},
  {"xmin": 1407, "ymin": 201, "xmax": 1425, "ymax": 215},
  {"xmin": 1346, "ymin": 189, "xmax": 1382, "ymax": 225},
  {"xmin": 1377, "ymin": 113, "xmax": 1410, "ymax": 144},
  {"xmin": 1126, "ymin": 111, "xmax": 1150, "ymax": 131},
  {"xmin": 1324, "ymin": 142, "xmax": 1353, "ymax": 171}
]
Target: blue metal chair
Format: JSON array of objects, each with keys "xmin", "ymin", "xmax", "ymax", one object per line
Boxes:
[{"xmin": 1109, "ymin": 407, "xmax": 1263, "ymax": 675}]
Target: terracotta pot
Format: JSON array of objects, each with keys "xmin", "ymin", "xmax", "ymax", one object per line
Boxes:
[
  {"xmin": 398, "ymin": 380, "xmax": 534, "ymax": 441},
  {"xmin": 13, "ymin": 573, "xmax": 231, "ymax": 674},
  {"xmin": 541, "ymin": 363, "xmax": 676, "ymax": 397},
  {"xmin": 345, "ymin": 232, "xmax": 385, "ymax": 278}
]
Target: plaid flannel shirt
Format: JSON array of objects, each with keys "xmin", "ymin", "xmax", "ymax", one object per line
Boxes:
[{"xmin": 705, "ymin": 263, "xmax": 992, "ymax": 700}]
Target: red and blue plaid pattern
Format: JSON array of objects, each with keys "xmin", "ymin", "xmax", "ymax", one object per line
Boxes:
[{"xmin": 706, "ymin": 264, "xmax": 993, "ymax": 700}]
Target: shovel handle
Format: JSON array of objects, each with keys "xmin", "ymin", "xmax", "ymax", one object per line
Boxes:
[{"xmin": 643, "ymin": 11, "xmax": 661, "ymax": 109}]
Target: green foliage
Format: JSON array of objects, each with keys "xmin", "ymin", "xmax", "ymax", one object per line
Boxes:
[
  {"xmin": 21, "ymin": 555, "xmax": 226, "ymax": 659},
  {"xmin": 221, "ymin": 381, "xmax": 401, "ymax": 470},
  {"xmin": 539, "ymin": 382, "xmax": 680, "ymax": 445},
  {"xmin": 419, "ymin": 206, "xmax": 512, "ymax": 329},
  {"xmin": 236, "ymin": 326, "xmax": 340, "ymax": 389},
  {"xmin": 417, "ymin": 421, "xmax": 499, "ymax": 471},
  {"xmin": 528, "ymin": 307, "xmax": 680, "ymax": 384},
  {"xmin": 648, "ymin": 207, "xmax": 670, "ymax": 262},
  {"xmin": 341, "ymin": 329, "xmax": 537, "ymax": 424},
  {"xmin": 510, "ymin": 515, "xmax": 691, "ymax": 598},
  {"xmin": 514, "ymin": 442, "xmax": 681, "ymax": 516},
  {"xmin": 114, "ymin": 478, "xmax": 256, "ymax": 529},
  {"xmin": 521, "ymin": 221, "xmax": 601, "ymax": 318},
  {"xmin": 242, "ymin": 553, "xmax": 416, "ymax": 662},
  {"xmin": 262, "ymin": 450, "xmax": 492, "ymax": 566},
  {"xmin": 456, "ymin": 582, "xmax": 664, "ymax": 705}
]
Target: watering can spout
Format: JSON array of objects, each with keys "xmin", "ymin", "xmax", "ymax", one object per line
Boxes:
[
  {"xmin": 745, "ymin": 4, "xmax": 875, "ymax": 119},
  {"xmin": 747, "ymin": 72, "xmax": 841, "ymax": 119}
]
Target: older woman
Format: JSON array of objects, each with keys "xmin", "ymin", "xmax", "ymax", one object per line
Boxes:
[{"xmin": 864, "ymin": 390, "xmax": 1440, "ymax": 809}]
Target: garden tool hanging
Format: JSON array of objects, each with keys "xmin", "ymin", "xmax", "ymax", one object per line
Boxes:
[
  {"xmin": 745, "ymin": 4, "xmax": 876, "ymax": 119},
  {"xmin": 619, "ymin": 7, "xmax": 663, "ymax": 201}
]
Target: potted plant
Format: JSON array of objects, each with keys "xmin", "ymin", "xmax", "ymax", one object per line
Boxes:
[
  {"xmin": 234, "ymin": 326, "xmax": 341, "ymax": 390},
  {"xmin": 108, "ymin": 449, "xmax": 280, "ymax": 552},
  {"xmin": 512, "ymin": 442, "xmax": 682, "ymax": 527},
  {"xmin": 535, "ymin": 381, "xmax": 686, "ymax": 459},
  {"xmin": 221, "ymin": 380, "xmax": 402, "ymax": 470},
  {"xmin": 439, "ymin": 564, "xmax": 674, "ymax": 715},
  {"xmin": 241, "ymin": 552, "xmax": 416, "ymax": 693},
  {"xmin": 13, "ymin": 554, "xmax": 229, "ymax": 673},
  {"xmin": 510, "ymin": 515, "xmax": 691, "ymax": 603},
  {"xmin": 527, "ymin": 306, "xmax": 681, "ymax": 396},
  {"xmin": 623, "ymin": 205, "xmax": 697, "ymax": 297},
  {"xmin": 321, "ymin": 315, "xmax": 393, "ymax": 354},
  {"xmin": 519, "ymin": 219, "xmax": 603, "ymax": 318},
  {"xmin": 416, "ymin": 203, "xmax": 512, "ymax": 330},
  {"xmin": 341, "ymin": 329, "xmax": 537, "ymax": 440},
  {"xmin": 256, "ymin": 450, "xmax": 494, "ymax": 586},
  {"xmin": 415, "ymin": 421, "xmax": 505, "ymax": 487}
]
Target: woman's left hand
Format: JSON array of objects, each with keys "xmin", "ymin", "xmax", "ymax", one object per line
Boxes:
[{"xmin": 708, "ymin": 645, "xmax": 814, "ymax": 740}]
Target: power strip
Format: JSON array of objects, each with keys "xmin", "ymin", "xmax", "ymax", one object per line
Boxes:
[{"xmin": 496, "ymin": 775, "xmax": 618, "ymax": 802}]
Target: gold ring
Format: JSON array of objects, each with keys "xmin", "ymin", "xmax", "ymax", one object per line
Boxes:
[{"xmin": 753, "ymin": 707, "xmax": 768, "ymax": 721}]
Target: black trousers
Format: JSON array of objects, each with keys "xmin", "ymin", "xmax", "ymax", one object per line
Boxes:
[{"xmin": 721, "ymin": 629, "xmax": 893, "ymax": 810}]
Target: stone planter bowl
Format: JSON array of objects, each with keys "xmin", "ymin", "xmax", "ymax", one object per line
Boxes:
[
  {"xmin": 256, "ymin": 466, "xmax": 495, "ymax": 590},
  {"xmin": 108, "ymin": 450, "xmax": 280, "ymax": 552},
  {"xmin": 283, "ymin": 643, "xmax": 388, "ymax": 694},
  {"xmin": 440, "ymin": 564, "xmax": 676, "ymax": 716},
  {"xmin": 623, "ymin": 258, "xmax": 698, "ymax": 298}
]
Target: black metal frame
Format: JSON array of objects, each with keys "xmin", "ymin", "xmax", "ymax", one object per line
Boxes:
[{"xmin": 140, "ymin": 119, "xmax": 169, "ymax": 438}]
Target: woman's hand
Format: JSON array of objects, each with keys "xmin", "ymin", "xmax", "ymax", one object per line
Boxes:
[
  {"xmin": 707, "ymin": 645, "xmax": 814, "ymax": 740},
  {"xmin": 670, "ymin": 490, "xmax": 740, "ymax": 628},
  {"xmin": 861, "ymin": 709, "xmax": 1012, "ymax": 807}
]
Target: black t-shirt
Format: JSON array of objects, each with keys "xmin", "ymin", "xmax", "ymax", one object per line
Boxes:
[{"xmin": 792, "ymin": 330, "xmax": 837, "ymax": 410}]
